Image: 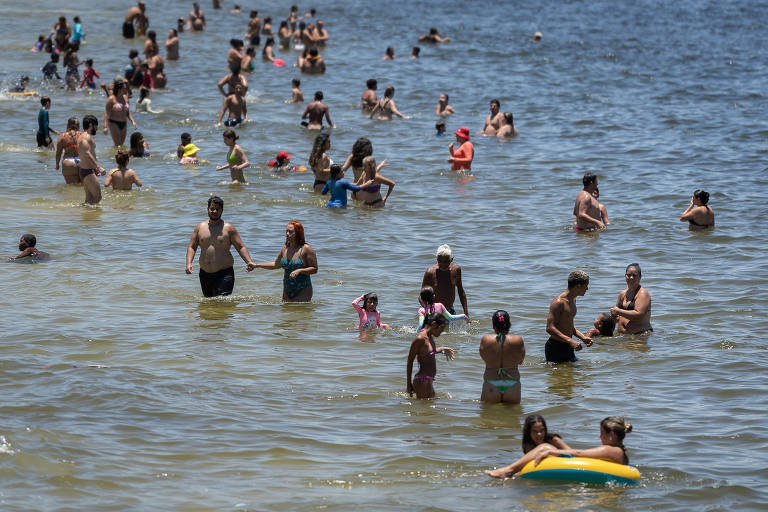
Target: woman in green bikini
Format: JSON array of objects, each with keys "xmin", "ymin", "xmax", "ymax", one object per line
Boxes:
[
  {"xmin": 255, "ymin": 221, "xmax": 317, "ymax": 302},
  {"xmin": 479, "ymin": 310, "xmax": 525, "ymax": 404},
  {"xmin": 216, "ymin": 129, "xmax": 249, "ymax": 184}
]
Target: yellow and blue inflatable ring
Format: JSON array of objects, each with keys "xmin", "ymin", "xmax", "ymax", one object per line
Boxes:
[{"xmin": 520, "ymin": 455, "xmax": 640, "ymax": 485}]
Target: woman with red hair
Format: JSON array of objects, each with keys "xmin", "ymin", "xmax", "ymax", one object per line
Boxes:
[{"xmin": 256, "ymin": 221, "xmax": 318, "ymax": 302}]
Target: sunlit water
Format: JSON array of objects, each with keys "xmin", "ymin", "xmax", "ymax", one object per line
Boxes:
[{"xmin": 1, "ymin": 0, "xmax": 766, "ymax": 510}]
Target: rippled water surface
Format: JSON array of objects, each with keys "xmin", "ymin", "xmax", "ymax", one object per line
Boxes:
[{"xmin": 1, "ymin": 0, "xmax": 767, "ymax": 510}]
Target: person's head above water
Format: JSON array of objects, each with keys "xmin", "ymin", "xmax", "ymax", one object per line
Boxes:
[
  {"xmin": 522, "ymin": 415, "xmax": 549, "ymax": 452},
  {"xmin": 693, "ymin": 189, "xmax": 710, "ymax": 205},
  {"xmin": 594, "ymin": 312, "xmax": 616, "ymax": 336},
  {"xmin": 383, "ymin": 85, "xmax": 395, "ymax": 98},
  {"xmin": 180, "ymin": 132, "xmax": 191, "ymax": 144},
  {"xmin": 600, "ymin": 416, "xmax": 632, "ymax": 445},
  {"xmin": 115, "ymin": 149, "xmax": 130, "ymax": 167},
  {"xmin": 436, "ymin": 244, "xmax": 453, "ymax": 266},
  {"xmin": 492, "ymin": 310, "xmax": 511, "ymax": 334},
  {"xmin": 363, "ymin": 292, "xmax": 378, "ymax": 312},
  {"xmin": 82, "ymin": 114, "xmax": 98, "ymax": 133},
  {"xmin": 567, "ymin": 270, "xmax": 589, "ymax": 289},
  {"xmin": 583, "ymin": 172, "xmax": 598, "ymax": 188},
  {"xmin": 366, "ymin": 78, "xmax": 377, "ymax": 90},
  {"xmin": 329, "ymin": 163, "xmax": 342, "ymax": 180},
  {"xmin": 286, "ymin": 220, "xmax": 306, "ymax": 246},
  {"xmin": 314, "ymin": 90, "xmax": 323, "ymax": 101},
  {"xmin": 19, "ymin": 234, "xmax": 37, "ymax": 249},
  {"xmin": 625, "ymin": 262, "xmax": 642, "ymax": 279}
]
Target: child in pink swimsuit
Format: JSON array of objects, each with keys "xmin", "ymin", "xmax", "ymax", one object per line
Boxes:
[
  {"xmin": 352, "ymin": 293, "xmax": 390, "ymax": 329},
  {"xmin": 418, "ymin": 286, "xmax": 466, "ymax": 329}
]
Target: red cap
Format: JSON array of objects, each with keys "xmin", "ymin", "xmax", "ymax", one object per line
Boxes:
[
  {"xmin": 276, "ymin": 151, "xmax": 292, "ymax": 160},
  {"xmin": 454, "ymin": 126, "xmax": 470, "ymax": 140}
]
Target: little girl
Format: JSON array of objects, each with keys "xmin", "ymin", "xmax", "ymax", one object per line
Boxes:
[
  {"xmin": 417, "ymin": 286, "xmax": 466, "ymax": 329},
  {"xmin": 352, "ymin": 293, "xmax": 390, "ymax": 329}
]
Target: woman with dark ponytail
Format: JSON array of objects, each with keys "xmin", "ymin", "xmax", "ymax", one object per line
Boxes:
[
  {"xmin": 407, "ymin": 313, "xmax": 455, "ymax": 399},
  {"xmin": 680, "ymin": 189, "xmax": 715, "ymax": 229},
  {"xmin": 479, "ymin": 310, "xmax": 525, "ymax": 403}
]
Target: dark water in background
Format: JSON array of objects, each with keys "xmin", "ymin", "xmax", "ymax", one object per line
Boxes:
[{"xmin": 0, "ymin": 0, "xmax": 766, "ymax": 510}]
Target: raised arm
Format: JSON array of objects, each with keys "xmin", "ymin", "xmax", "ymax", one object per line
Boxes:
[{"xmin": 340, "ymin": 153, "xmax": 353, "ymax": 173}]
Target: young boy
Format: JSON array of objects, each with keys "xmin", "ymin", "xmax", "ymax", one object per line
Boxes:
[
  {"xmin": 37, "ymin": 96, "xmax": 58, "ymax": 148},
  {"xmin": 178, "ymin": 133, "xmax": 200, "ymax": 164},
  {"xmin": 435, "ymin": 120, "xmax": 446, "ymax": 136},
  {"xmin": 104, "ymin": 150, "xmax": 142, "ymax": 190},
  {"xmin": 71, "ymin": 16, "xmax": 85, "ymax": 44},
  {"xmin": 42, "ymin": 53, "xmax": 61, "ymax": 80},
  {"xmin": 8, "ymin": 234, "xmax": 50, "ymax": 261},
  {"xmin": 321, "ymin": 164, "xmax": 368, "ymax": 208},
  {"xmin": 80, "ymin": 59, "xmax": 100, "ymax": 89},
  {"xmin": 288, "ymin": 78, "xmax": 303, "ymax": 103}
]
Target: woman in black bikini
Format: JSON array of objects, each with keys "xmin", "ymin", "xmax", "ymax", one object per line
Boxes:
[
  {"xmin": 104, "ymin": 81, "xmax": 137, "ymax": 147},
  {"xmin": 680, "ymin": 189, "xmax": 715, "ymax": 230},
  {"xmin": 308, "ymin": 133, "xmax": 332, "ymax": 192},
  {"xmin": 610, "ymin": 263, "xmax": 653, "ymax": 334}
]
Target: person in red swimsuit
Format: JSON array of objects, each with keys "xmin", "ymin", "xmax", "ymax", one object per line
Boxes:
[{"xmin": 447, "ymin": 126, "xmax": 473, "ymax": 171}]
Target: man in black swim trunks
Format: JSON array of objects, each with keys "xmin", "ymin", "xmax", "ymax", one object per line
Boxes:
[
  {"xmin": 545, "ymin": 270, "xmax": 593, "ymax": 363},
  {"xmin": 123, "ymin": 2, "xmax": 147, "ymax": 39},
  {"xmin": 185, "ymin": 196, "xmax": 257, "ymax": 297}
]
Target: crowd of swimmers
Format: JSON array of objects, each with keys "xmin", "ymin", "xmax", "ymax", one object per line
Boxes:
[{"xmin": 10, "ymin": 1, "xmax": 724, "ymax": 482}]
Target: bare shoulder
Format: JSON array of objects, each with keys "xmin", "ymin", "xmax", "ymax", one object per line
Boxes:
[{"xmin": 506, "ymin": 334, "xmax": 524, "ymax": 344}]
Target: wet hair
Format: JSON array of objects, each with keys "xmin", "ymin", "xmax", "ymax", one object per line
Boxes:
[
  {"xmin": 351, "ymin": 137, "xmax": 373, "ymax": 168},
  {"xmin": 40, "ymin": 96, "xmax": 51, "ymax": 107},
  {"xmin": 314, "ymin": 90, "xmax": 323, "ymax": 101},
  {"xmin": 208, "ymin": 196, "xmax": 224, "ymax": 209},
  {"xmin": 222, "ymin": 128, "xmax": 239, "ymax": 140},
  {"xmin": 264, "ymin": 37, "xmax": 275, "ymax": 47},
  {"xmin": 361, "ymin": 156, "xmax": 377, "ymax": 177},
  {"xmin": 436, "ymin": 244, "xmax": 452, "ymax": 260},
  {"xmin": 82, "ymin": 114, "xmax": 98, "ymax": 131},
  {"xmin": 139, "ymin": 87, "xmax": 150, "ymax": 101},
  {"xmin": 230, "ymin": 38, "xmax": 243, "ymax": 48},
  {"xmin": 74, "ymin": 16, "xmax": 81, "ymax": 23},
  {"xmin": 490, "ymin": 99, "xmax": 500, "ymax": 108},
  {"xmin": 246, "ymin": 47, "xmax": 255, "ymax": 57},
  {"xmin": 264, "ymin": 16, "xmax": 272, "ymax": 24},
  {"xmin": 583, "ymin": 172, "xmax": 597, "ymax": 187},
  {"xmin": 596, "ymin": 313, "xmax": 616, "ymax": 336},
  {"xmin": 693, "ymin": 189, "xmax": 710, "ymax": 205},
  {"xmin": 567, "ymin": 270, "xmax": 589, "ymax": 288},
  {"xmin": 522, "ymin": 415, "xmax": 550, "ymax": 453},
  {"xmin": 85, "ymin": 59, "xmax": 93, "ymax": 67},
  {"xmin": 287, "ymin": 220, "xmax": 306, "ymax": 246},
  {"xmin": 292, "ymin": 78, "xmax": 300, "ymax": 87},
  {"xmin": 419, "ymin": 286, "xmax": 436, "ymax": 328},
  {"xmin": 280, "ymin": 21, "xmax": 288, "ymax": 29},
  {"xmin": 147, "ymin": 30, "xmax": 156, "ymax": 43},
  {"xmin": 383, "ymin": 86, "xmax": 395, "ymax": 98},
  {"xmin": 308, "ymin": 133, "xmax": 330, "ymax": 168},
  {"xmin": 115, "ymin": 149, "xmax": 130, "ymax": 167},
  {"xmin": 424, "ymin": 312, "xmax": 448, "ymax": 329},
  {"xmin": 435, "ymin": 120, "xmax": 446, "ymax": 131},
  {"xmin": 385, "ymin": 46, "xmax": 394, "ymax": 56},
  {"xmin": 601, "ymin": 416, "xmax": 632, "ymax": 444},
  {"xmin": 229, "ymin": 62, "xmax": 241, "ymax": 74},
  {"xmin": 21, "ymin": 234, "xmax": 36, "ymax": 247},
  {"xmin": 309, "ymin": 48, "xmax": 319, "ymax": 57},
  {"xmin": 180, "ymin": 132, "xmax": 191, "ymax": 143},
  {"xmin": 249, "ymin": 10, "xmax": 258, "ymax": 17},
  {"xmin": 366, "ymin": 78, "xmax": 377, "ymax": 89},
  {"xmin": 329, "ymin": 163, "xmax": 342, "ymax": 179},
  {"xmin": 66, "ymin": 116, "xmax": 79, "ymax": 131},
  {"xmin": 504, "ymin": 112, "xmax": 514, "ymax": 125},
  {"xmin": 412, "ymin": 46, "xmax": 420, "ymax": 56},
  {"xmin": 170, "ymin": 29, "xmax": 178, "ymax": 37},
  {"xmin": 363, "ymin": 292, "xmax": 378, "ymax": 308},
  {"xmin": 492, "ymin": 310, "xmax": 511, "ymax": 334},
  {"xmin": 429, "ymin": 27, "xmax": 438, "ymax": 35},
  {"xmin": 130, "ymin": 131, "xmax": 144, "ymax": 153},
  {"xmin": 50, "ymin": 53, "xmax": 59, "ymax": 62},
  {"xmin": 129, "ymin": 49, "xmax": 139, "ymax": 59},
  {"xmin": 441, "ymin": 94, "xmax": 450, "ymax": 103},
  {"xmin": 625, "ymin": 263, "xmax": 642, "ymax": 278}
]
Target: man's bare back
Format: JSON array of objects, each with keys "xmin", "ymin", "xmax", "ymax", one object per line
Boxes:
[
  {"xmin": 574, "ymin": 190, "xmax": 604, "ymax": 230},
  {"xmin": 302, "ymin": 100, "xmax": 330, "ymax": 129}
]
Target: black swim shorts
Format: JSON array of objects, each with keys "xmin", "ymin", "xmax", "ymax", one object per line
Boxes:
[
  {"xmin": 199, "ymin": 267, "xmax": 235, "ymax": 297},
  {"xmin": 545, "ymin": 337, "xmax": 577, "ymax": 363}
]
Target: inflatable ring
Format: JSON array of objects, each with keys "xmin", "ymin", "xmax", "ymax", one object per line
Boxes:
[{"xmin": 520, "ymin": 456, "xmax": 640, "ymax": 485}]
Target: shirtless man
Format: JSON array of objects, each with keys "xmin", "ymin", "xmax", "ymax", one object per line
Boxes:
[
  {"xmin": 217, "ymin": 64, "xmax": 248, "ymax": 96},
  {"xmin": 421, "ymin": 244, "xmax": 470, "ymax": 322},
  {"xmin": 104, "ymin": 150, "xmax": 142, "ymax": 190},
  {"xmin": 8, "ymin": 234, "xmax": 50, "ymax": 262},
  {"xmin": 217, "ymin": 84, "xmax": 248, "ymax": 127},
  {"xmin": 187, "ymin": 2, "xmax": 207, "ymax": 31},
  {"xmin": 245, "ymin": 10, "xmax": 262, "ymax": 47},
  {"xmin": 573, "ymin": 172, "xmax": 605, "ymax": 231},
  {"xmin": 301, "ymin": 91, "xmax": 333, "ymax": 130},
  {"xmin": 185, "ymin": 196, "xmax": 257, "ymax": 297},
  {"xmin": 300, "ymin": 48, "xmax": 326, "ymax": 74},
  {"xmin": 77, "ymin": 115, "xmax": 106, "ymax": 205},
  {"xmin": 123, "ymin": 1, "xmax": 148, "ymax": 39},
  {"xmin": 545, "ymin": 270, "xmax": 593, "ymax": 363},
  {"xmin": 361, "ymin": 78, "xmax": 377, "ymax": 112},
  {"xmin": 482, "ymin": 99, "xmax": 503, "ymax": 135}
]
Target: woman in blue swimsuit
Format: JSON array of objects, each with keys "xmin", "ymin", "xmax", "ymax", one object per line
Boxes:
[{"xmin": 255, "ymin": 221, "xmax": 318, "ymax": 302}]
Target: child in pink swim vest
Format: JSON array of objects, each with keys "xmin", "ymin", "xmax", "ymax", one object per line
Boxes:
[
  {"xmin": 417, "ymin": 286, "xmax": 466, "ymax": 329},
  {"xmin": 352, "ymin": 292, "xmax": 390, "ymax": 329}
]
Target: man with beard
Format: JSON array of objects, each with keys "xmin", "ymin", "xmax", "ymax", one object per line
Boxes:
[
  {"xmin": 77, "ymin": 115, "xmax": 106, "ymax": 205},
  {"xmin": 185, "ymin": 196, "xmax": 257, "ymax": 297}
]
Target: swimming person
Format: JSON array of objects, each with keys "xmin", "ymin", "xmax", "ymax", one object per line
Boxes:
[
  {"xmin": 308, "ymin": 133, "xmax": 332, "ymax": 192},
  {"xmin": 185, "ymin": 196, "xmax": 257, "ymax": 297},
  {"xmin": 545, "ymin": 270, "xmax": 593, "ymax": 363},
  {"xmin": 136, "ymin": 87, "xmax": 163, "ymax": 114},
  {"xmin": 55, "ymin": 117, "xmax": 81, "ymax": 184},
  {"xmin": 418, "ymin": 27, "xmax": 450, "ymax": 43},
  {"xmin": 447, "ymin": 127, "xmax": 473, "ymax": 171},
  {"xmin": 217, "ymin": 84, "xmax": 248, "ymax": 127},
  {"xmin": 680, "ymin": 189, "xmax": 715, "ymax": 229},
  {"xmin": 421, "ymin": 244, "xmax": 470, "ymax": 322},
  {"xmin": 321, "ymin": 164, "xmax": 368, "ymax": 208},
  {"xmin": 521, "ymin": 415, "xmax": 571, "ymax": 454},
  {"xmin": 479, "ymin": 310, "xmax": 525, "ymax": 404},
  {"xmin": 407, "ymin": 313, "xmax": 456, "ymax": 399},
  {"xmin": 417, "ymin": 286, "xmax": 466, "ymax": 329},
  {"xmin": 77, "ymin": 115, "xmax": 106, "ymax": 205},
  {"xmin": 585, "ymin": 312, "xmax": 616, "ymax": 338},
  {"xmin": 352, "ymin": 292, "xmax": 390, "ymax": 329},
  {"xmin": 104, "ymin": 150, "xmax": 142, "ymax": 191},
  {"xmin": 8, "ymin": 234, "xmax": 50, "ymax": 262},
  {"xmin": 216, "ymin": 129, "xmax": 249, "ymax": 184},
  {"xmin": 573, "ymin": 172, "xmax": 605, "ymax": 231},
  {"xmin": 609, "ymin": 263, "xmax": 653, "ymax": 334},
  {"xmin": 255, "ymin": 221, "xmax": 318, "ymax": 302},
  {"xmin": 353, "ymin": 156, "xmax": 395, "ymax": 207},
  {"xmin": 486, "ymin": 416, "xmax": 632, "ymax": 478},
  {"xmin": 383, "ymin": 46, "xmax": 395, "ymax": 60},
  {"xmin": 368, "ymin": 86, "xmax": 405, "ymax": 120}
]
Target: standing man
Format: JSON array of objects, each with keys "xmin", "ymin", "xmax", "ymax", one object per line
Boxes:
[
  {"xmin": 573, "ymin": 172, "xmax": 605, "ymax": 231},
  {"xmin": 482, "ymin": 99, "xmax": 503, "ymax": 135},
  {"xmin": 186, "ymin": 196, "xmax": 257, "ymax": 297},
  {"xmin": 545, "ymin": 270, "xmax": 594, "ymax": 363},
  {"xmin": 77, "ymin": 115, "xmax": 105, "ymax": 205},
  {"xmin": 123, "ymin": 1, "xmax": 148, "ymax": 39},
  {"xmin": 217, "ymin": 84, "xmax": 248, "ymax": 127},
  {"xmin": 301, "ymin": 91, "xmax": 333, "ymax": 130},
  {"xmin": 421, "ymin": 244, "xmax": 470, "ymax": 323}
]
